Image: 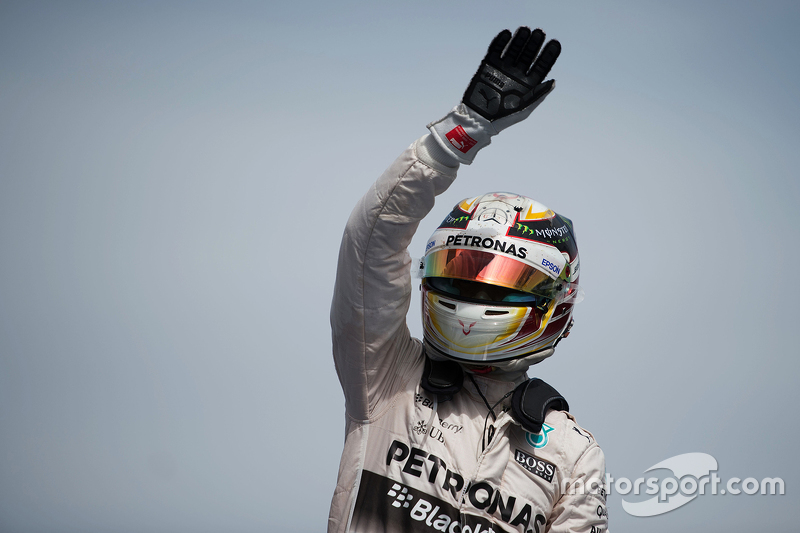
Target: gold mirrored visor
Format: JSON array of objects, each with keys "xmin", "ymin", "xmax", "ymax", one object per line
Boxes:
[{"xmin": 423, "ymin": 248, "xmax": 567, "ymax": 300}]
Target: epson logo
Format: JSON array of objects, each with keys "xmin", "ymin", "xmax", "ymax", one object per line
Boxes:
[
  {"xmin": 514, "ymin": 449, "xmax": 556, "ymax": 483},
  {"xmin": 541, "ymin": 258, "xmax": 560, "ymax": 274}
]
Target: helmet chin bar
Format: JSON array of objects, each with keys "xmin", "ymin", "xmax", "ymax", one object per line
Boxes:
[
  {"xmin": 422, "ymin": 338, "xmax": 557, "ymax": 372},
  {"xmin": 492, "ymin": 347, "xmax": 556, "ymax": 373}
]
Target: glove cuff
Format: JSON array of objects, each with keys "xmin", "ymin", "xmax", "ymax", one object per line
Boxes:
[{"xmin": 427, "ymin": 104, "xmax": 497, "ymax": 165}]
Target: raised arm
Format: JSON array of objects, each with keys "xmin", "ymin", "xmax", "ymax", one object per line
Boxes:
[
  {"xmin": 330, "ymin": 136, "xmax": 458, "ymax": 421},
  {"xmin": 330, "ymin": 26, "xmax": 561, "ymax": 422}
]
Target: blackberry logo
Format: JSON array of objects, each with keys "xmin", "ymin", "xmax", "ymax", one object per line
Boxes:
[
  {"xmin": 415, "ymin": 393, "xmax": 435, "ymax": 409},
  {"xmin": 387, "ymin": 483, "xmax": 413, "ymax": 508}
]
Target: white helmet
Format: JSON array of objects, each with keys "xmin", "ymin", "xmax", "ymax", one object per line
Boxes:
[{"xmin": 420, "ymin": 192, "xmax": 582, "ymax": 365}]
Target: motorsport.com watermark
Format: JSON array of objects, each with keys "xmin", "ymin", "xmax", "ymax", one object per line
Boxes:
[{"xmin": 568, "ymin": 453, "xmax": 784, "ymax": 517}]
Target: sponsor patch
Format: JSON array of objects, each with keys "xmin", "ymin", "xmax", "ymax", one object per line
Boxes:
[
  {"xmin": 387, "ymin": 483, "xmax": 413, "ymax": 508},
  {"xmin": 445, "ymin": 125, "xmax": 478, "ymax": 154},
  {"xmin": 506, "ymin": 213, "xmax": 578, "ymax": 260},
  {"xmin": 438, "ymin": 212, "xmax": 471, "ymax": 230},
  {"xmin": 444, "ymin": 234, "xmax": 527, "ymax": 259},
  {"xmin": 525, "ymin": 423, "xmax": 555, "ymax": 449},
  {"xmin": 382, "ymin": 441, "xmax": 547, "ymax": 531},
  {"xmin": 541, "ymin": 258, "xmax": 561, "ymax": 275},
  {"xmin": 514, "ymin": 449, "xmax": 557, "ymax": 482},
  {"xmin": 357, "ymin": 470, "xmax": 550, "ymax": 533},
  {"xmin": 477, "ymin": 207, "xmax": 509, "ymax": 225}
]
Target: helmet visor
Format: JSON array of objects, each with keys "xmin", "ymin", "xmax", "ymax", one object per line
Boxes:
[{"xmin": 423, "ymin": 248, "xmax": 582, "ymax": 303}]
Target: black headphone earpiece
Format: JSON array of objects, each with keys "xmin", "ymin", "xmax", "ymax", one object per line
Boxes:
[
  {"xmin": 420, "ymin": 356, "xmax": 463, "ymax": 402},
  {"xmin": 510, "ymin": 378, "xmax": 569, "ymax": 433}
]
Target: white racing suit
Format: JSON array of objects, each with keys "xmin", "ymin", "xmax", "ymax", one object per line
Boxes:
[{"xmin": 329, "ymin": 137, "xmax": 608, "ymax": 533}]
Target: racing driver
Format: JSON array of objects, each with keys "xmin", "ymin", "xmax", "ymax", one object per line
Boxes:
[{"xmin": 329, "ymin": 26, "xmax": 608, "ymax": 533}]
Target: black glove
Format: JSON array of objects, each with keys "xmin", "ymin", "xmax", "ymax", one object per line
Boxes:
[
  {"xmin": 463, "ymin": 27, "xmax": 561, "ymax": 121},
  {"xmin": 428, "ymin": 26, "xmax": 561, "ymax": 164}
]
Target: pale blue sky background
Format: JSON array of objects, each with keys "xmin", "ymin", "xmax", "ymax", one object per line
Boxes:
[{"xmin": 1, "ymin": 1, "xmax": 799, "ymax": 531}]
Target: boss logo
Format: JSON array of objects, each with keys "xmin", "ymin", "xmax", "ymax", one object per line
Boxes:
[
  {"xmin": 515, "ymin": 449, "xmax": 557, "ymax": 482},
  {"xmin": 541, "ymin": 258, "xmax": 561, "ymax": 275}
]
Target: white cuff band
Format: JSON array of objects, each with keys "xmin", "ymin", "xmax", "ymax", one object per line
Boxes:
[{"xmin": 427, "ymin": 104, "xmax": 497, "ymax": 165}]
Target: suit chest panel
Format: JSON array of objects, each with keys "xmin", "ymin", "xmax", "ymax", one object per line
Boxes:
[{"xmin": 351, "ymin": 389, "xmax": 559, "ymax": 532}]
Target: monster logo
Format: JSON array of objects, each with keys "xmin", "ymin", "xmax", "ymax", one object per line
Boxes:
[
  {"xmin": 438, "ymin": 198, "xmax": 479, "ymax": 230},
  {"xmin": 507, "ymin": 213, "xmax": 578, "ymax": 259}
]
